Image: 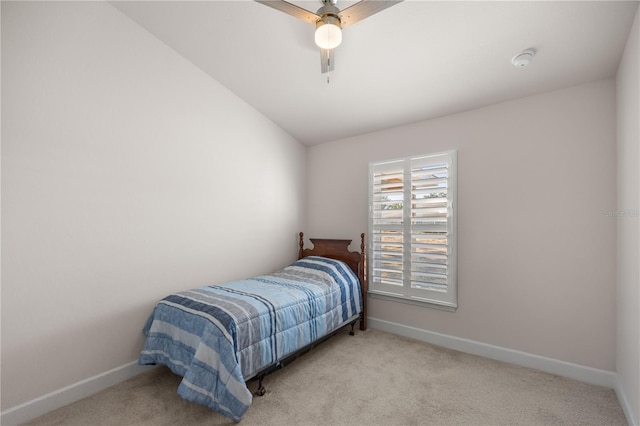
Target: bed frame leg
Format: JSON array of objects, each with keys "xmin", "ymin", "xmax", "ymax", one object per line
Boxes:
[
  {"xmin": 256, "ymin": 374, "xmax": 266, "ymax": 396},
  {"xmin": 349, "ymin": 321, "xmax": 356, "ymax": 336}
]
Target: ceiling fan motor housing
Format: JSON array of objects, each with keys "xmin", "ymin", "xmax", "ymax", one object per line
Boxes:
[
  {"xmin": 316, "ymin": 2, "xmax": 341, "ymax": 23},
  {"xmin": 315, "ymin": 2, "xmax": 342, "ymax": 49}
]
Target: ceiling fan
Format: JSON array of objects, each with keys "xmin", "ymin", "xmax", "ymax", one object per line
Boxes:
[{"xmin": 255, "ymin": 0, "xmax": 403, "ymax": 74}]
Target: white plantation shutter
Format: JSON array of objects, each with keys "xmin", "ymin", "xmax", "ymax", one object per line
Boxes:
[
  {"xmin": 371, "ymin": 160, "xmax": 405, "ymax": 290},
  {"xmin": 369, "ymin": 151, "xmax": 457, "ymax": 309}
]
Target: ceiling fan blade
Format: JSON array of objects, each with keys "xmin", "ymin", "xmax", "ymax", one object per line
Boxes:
[
  {"xmin": 320, "ymin": 48, "xmax": 335, "ymax": 74},
  {"xmin": 255, "ymin": 1, "xmax": 320, "ymax": 25},
  {"xmin": 338, "ymin": 0, "xmax": 403, "ymax": 28}
]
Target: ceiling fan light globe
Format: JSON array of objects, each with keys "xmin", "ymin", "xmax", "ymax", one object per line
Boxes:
[{"xmin": 315, "ymin": 17, "xmax": 342, "ymax": 49}]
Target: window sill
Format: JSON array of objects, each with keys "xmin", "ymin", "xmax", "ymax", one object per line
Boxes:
[{"xmin": 368, "ymin": 290, "xmax": 457, "ymax": 312}]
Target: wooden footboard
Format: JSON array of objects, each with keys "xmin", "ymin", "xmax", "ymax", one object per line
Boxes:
[{"xmin": 298, "ymin": 232, "xmax": 367, "ymax": 330}]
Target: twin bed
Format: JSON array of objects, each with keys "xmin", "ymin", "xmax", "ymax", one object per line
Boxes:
[{"xmin": 138, "ymin": 232, "xmax": 367, "ymax": 421}]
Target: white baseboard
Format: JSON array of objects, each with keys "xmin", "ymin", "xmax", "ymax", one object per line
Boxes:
[
  {"xmin": 0, "ymin": 361, "xmax": 156, "ymax": 426},
  {"xmin": 368, "ymin": 317, "xmax": 616, "ymax": 387},
  {"xmin": 369, "ymin": 317, "xmax": 640, "ymax": 423},
  {"xmin": 2, "ymin": 322, "xmax": 635, "ymax": 426},
  {"xmin": 615, "ymin": 379, "xmax": 639, "ymax": 426}
]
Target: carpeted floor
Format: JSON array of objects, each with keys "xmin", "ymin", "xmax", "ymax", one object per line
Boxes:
[{"xmin": 24, "ymin": 329, "xmax": 626, "ymax": 426}]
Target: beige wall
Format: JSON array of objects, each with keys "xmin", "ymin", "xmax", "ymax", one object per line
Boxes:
[
  {"xmin": 1, "ymin": 0, "xmax": 634, "ymax": 421},
  {"xmin": 616, "ymin": 7, "xmax": 640, "ymax": 425},
  {"xmin": 308, "ymin": 79, "xmax": 617, "ymax": 371},
  {"xmin": 1, "ymin": 1, "xmax": 306, "ymax": 410}
]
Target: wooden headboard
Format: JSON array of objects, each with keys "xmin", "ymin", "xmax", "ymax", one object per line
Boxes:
[{"xmin": 297, "ymin": 232, "xmax": 367, "ymax": 330}]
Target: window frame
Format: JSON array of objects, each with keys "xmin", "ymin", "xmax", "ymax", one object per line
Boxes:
[{"xmin": 368, "ymin": 150, "xmax": 458, "ymax": 311}]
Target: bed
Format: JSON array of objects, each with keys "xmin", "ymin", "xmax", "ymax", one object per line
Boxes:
[{"xmin": 138, "ymin": 232, "xmax": 367, "ymax": 422}]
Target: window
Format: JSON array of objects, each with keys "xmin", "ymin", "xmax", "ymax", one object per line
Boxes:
[{"xmin": 368, "ymin": 150, "xmax": 457, "ymax": 310}]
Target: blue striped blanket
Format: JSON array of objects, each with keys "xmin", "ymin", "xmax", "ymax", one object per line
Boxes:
[{"xmin": 138, "ymin": 256, "xmax": 362, "ymax": 422}]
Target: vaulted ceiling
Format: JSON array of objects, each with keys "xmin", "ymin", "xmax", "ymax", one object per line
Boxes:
[{"xmin": 112, "ymin": 1, "xmax": 639, "ymax": 145}]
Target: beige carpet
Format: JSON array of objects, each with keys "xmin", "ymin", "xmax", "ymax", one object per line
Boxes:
[{"xmin": 25, "ymin": 329, "xmax": 626, "ymax": 426}]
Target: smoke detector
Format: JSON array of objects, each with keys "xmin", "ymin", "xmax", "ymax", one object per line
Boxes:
[{"xmin": 511, "ymin": 49, "xmax": 536, "ymax": 68}]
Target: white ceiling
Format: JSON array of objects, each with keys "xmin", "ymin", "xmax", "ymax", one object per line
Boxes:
[{"xmin": 111, "ymin": 0, "xmax": 639, "ymax": 146}]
